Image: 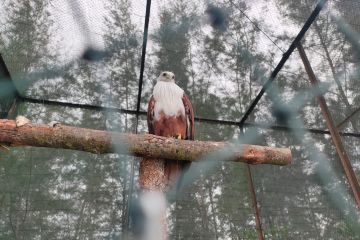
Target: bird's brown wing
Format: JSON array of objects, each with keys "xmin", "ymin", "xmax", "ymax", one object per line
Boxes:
[
  {"xmin": 182, "ymin": 94, "xmax": 195, "ymax": 140},
  {"xmin": 147, "ymin": 95, "xmax": 156, "ymax": 134}
]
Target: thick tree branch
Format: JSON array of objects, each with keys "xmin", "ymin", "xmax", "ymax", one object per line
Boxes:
[{"xmin": 0, "ymin": 119, "xmax": 291, "ymax": 165}]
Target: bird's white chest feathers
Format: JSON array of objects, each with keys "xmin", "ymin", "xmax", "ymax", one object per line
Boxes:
[{"xmin": 153, "ymin": 81, "xmax": 185, "ymax": 120}]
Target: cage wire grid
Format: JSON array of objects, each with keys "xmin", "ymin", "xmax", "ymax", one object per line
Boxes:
[{"xmin": 1, "ymin": 0, "xmax": 360, "ymax": 239}]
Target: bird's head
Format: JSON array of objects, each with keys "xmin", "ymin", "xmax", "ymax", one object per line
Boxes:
[{"xmin": 158, "ymin": 71, "xmax": 175, "ymax": 83}]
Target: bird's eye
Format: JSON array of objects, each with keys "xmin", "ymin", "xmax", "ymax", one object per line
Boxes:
[
  {"xmin": 172, "ymin": 76, "xmax": 175, "ymax": 79},
  {"xmin": 162, "ymin": 73, "xmax": 167, "ymax": 76}
]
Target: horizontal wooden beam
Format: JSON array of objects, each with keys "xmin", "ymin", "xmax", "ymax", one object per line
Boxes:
[{"xmin": 0, "ymin": 119, "xmax": 291, "ymax": 165}]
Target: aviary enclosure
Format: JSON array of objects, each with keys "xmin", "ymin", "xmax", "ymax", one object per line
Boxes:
[{"xmin": 0, "ymin": 0, "xmax": 360, "ymax": 239}]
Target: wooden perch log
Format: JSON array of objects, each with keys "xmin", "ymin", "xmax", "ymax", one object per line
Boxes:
[{"xmin": 0, "ymin": 119, "xmax": 291, "ymax": 165}]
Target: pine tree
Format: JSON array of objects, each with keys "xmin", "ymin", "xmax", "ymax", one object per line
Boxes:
[
  {"xmin": 0, "ymin": 0, "xmax": 53, "ymax": 94},
  {"xmin": 103, "ymin": 0, "xmax": 141, "ymax": 236},
  {"xmin": 0, "ymin": 1, "xmax": 58, "ymax": 239},
  {"xmin": 103, "ymin": 0, "xmax": 141, "ymax": 131},
  {"xmin": 152, "ymin": 1, "xmax": 198, "ymax": 92}
]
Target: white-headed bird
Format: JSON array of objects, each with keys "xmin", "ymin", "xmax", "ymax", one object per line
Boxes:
[{"xmin": 147, "ymin": 71, "xmax": 195, "ymax": 188}]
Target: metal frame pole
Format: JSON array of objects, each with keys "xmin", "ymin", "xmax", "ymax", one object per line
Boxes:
[
  {"xmin": 0, "ymin": 53, "xmax": 19, "ymax": 118},
  {"xmin": 239, "ymin": 0, "xmax": 327, "ymax": 126},
  {"xmin": 240, "ymin": 127, "xmax": 264, "ymax": 240},
  {"xmin": 297, "ymin": 43, "xmax": 360, "ymax": 208},
  {"xmin": 337, "ymin": 106, "xmax": 360, "ymax": 130},
  {"xmin": 246, "ymin": 165, "xmax": 265, "ymax": 240}
]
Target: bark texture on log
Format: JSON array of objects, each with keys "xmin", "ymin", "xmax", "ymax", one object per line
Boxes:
[
  {"xmin": 139, "ymin": 158, "xmax": 166, "ymax": 191},
  {"xmin": 0, "ymin": 119, "xmax": 292, "ymax": 165}
]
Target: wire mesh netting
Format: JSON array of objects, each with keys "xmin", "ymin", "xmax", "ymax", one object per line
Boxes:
[{"xmin": 1, "ymin": 0, "xmax": 360, "ymax": 239}]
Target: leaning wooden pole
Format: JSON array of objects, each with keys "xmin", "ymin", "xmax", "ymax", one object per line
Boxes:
[
  {"xmin": 0, "ymin": 119, "xmax": 292, "ymax": 166},
  {"xmin": 298, "ymin": 43, "xmax": 360, "ymax": 208}
]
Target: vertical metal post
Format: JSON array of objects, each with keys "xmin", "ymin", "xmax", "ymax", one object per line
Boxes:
[
  {"xmin": 240, "ymin": 127, "xmax": 264, "ymax": 240},
  {"xmin": 246, "ymin": 165, "xmax": 265, "ymax": 240},
  {"xmin": 128, "ymin": 0, "xmax": 152, "ymax": 235},
  {"xmin": 297, "ymin": 43, "xmax": 360, "ymax": 208}
]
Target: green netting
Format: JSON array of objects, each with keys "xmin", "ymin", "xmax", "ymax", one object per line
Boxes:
[{"xmin": 0, "ymin": 0, "xmax": 360, "ymax": 239}]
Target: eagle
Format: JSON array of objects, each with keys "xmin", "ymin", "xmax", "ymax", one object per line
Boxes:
[{"xmin": 147, "ymin": 71, "xmax": 195, "ymax": 188}]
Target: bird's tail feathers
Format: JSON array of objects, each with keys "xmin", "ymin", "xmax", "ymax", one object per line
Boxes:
[{"xmin": 164, "ymin": 160, "xmax": 190, "ymax": 190}]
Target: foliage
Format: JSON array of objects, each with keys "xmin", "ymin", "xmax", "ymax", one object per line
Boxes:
[{"xmin": 0, "ymin": 0, "xmax": 360, "ymax": 239}]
